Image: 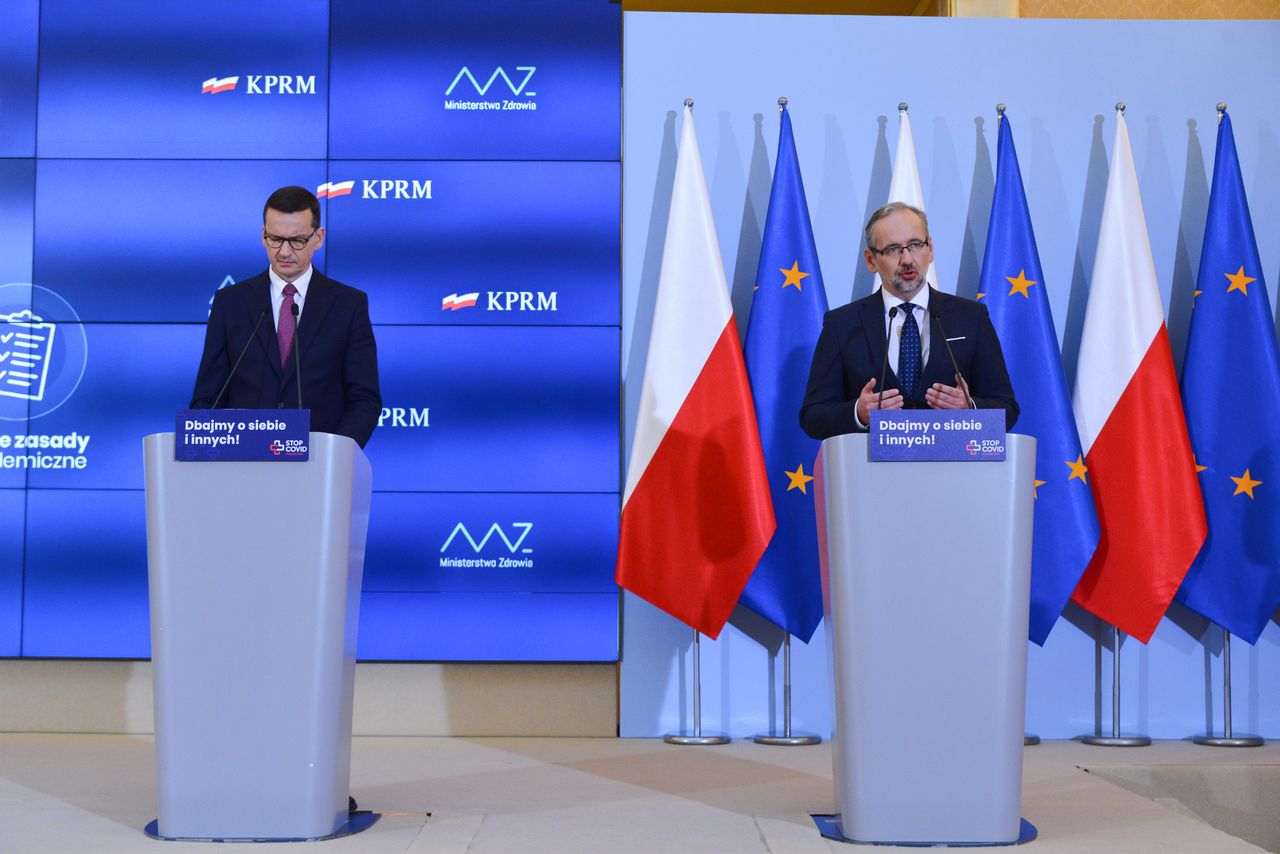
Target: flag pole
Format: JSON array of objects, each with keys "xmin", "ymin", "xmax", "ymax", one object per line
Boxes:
[
  {"xmin": 754, "ymin": 633, "xmax": 821, "ymax": 746},
  {"xmin": 1081, "ymin": 622, "xmax": 1150, "ymax": 746},
  {"xmin": 1193, "ymin": 627, "xmax": 1264, "ymax": 747},
  {"xmin": 665, "ymin": 628, "xmax": 729, "ymax": 745}
]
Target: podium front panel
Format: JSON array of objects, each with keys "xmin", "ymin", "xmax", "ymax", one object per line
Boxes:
[
  {"xmin": 145, "ymin": 431, "xmax": 370, "ymax": 841},
  {"xmin": 819, "ymin": 432, "xmax": 1034, "ymax": 845}
]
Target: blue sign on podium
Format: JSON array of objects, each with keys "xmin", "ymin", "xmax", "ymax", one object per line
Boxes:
[
  {"xmin": 869, "ymin": 410, "xmax": 1006, "ymax": 462},
  {"xmin": 174, "ymin": 409, "xmax": 311, "ymax": 462}
]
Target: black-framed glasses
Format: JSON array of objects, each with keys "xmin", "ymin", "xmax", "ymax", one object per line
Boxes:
[
  {"xmin": 263, "ymin": 227, "xmax": 318, "ymax": 251},
  {"xmin": 870, "ymin": 238, "xmax": 930, "ymax": 259}
]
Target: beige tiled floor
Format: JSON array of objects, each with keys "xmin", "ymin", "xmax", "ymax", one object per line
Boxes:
[{"xmin": 0, "ymin": 735, "xmax": 1273, "ymax": 853}]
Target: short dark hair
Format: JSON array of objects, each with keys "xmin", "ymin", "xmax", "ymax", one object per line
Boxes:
[
  {"xmin": 263, "ymin": 185, "xmax": 321, "ymax": 229},
  {"xmin": 864, "ymin": 201, "xmax": 929, "ymax": 250}
]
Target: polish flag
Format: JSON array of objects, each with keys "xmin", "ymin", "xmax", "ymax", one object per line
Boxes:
[
  {"xmin": 1070, "ymin": 108, "xmax": 1206, "ymax": 643},
  {"xmin": 873, "ymin": 105, "xmax": 937, "ymax": 292},
  {"xmin": 201, "ymin": 77, "xmax": 238, "ymax": 94},
  {"xmin": 442, "ymin": 292, "xmax": 479, "ymax": 310},
  {"xmin": 616, "ymin": 104, "xmax": 776, "ymax": 639},
  {"xmin": 316, "ymin": 181, "xmax": 355, "ymax": 199}
]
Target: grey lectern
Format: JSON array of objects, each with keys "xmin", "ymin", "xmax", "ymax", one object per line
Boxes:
[
  {"xmin": 816, "ymin": 433, "xmax": 1035, "ymax": 846},
  {"xmin": 143, "ymin": 431, "xmax": 372, "ymax": 842}
]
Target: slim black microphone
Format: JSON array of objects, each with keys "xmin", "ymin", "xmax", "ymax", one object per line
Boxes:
[
  {"xmin": 291, "ymin": 302, "xmax": 303, "ymax": 410},
  {"xmin": 930, "ymin": 310, "xmax": 972, "ymax": 408},
  {"xmin": 212, "ymin": 308, "xmax": 267, "ymax": 409},
  {"xmin": 875, "ymin": 305, "xmax": 899, "ymax": 413}
]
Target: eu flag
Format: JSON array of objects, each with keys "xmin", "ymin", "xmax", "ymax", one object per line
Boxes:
[
  {"xmin": 741, "ymin": 105, "xmax": 828, "ymax": 642},
  {"xmin": 980, "ymin": 113, "xmax": 1100, "ymax": 645},
  {"xmin": 1177, "ymin": 110, "xmax": 1280, "ymax": 644}
]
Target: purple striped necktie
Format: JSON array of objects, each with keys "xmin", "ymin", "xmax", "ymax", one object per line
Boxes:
[{"xmin": 278, "ymin": 282, "xmax": 297, "ymax": 367}]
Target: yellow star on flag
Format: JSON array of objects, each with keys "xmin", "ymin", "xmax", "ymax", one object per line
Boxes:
[
  {"xmin": 1066, "ymin": 456, "xmax": 1088, "ymax": 483},
  {"xmin": 1231, "ymin": 468, "xmax": 1262, "ymax": 499},
  {"xmin": 785, "ymin": 463, "xmax": 814, "ymax": 494},
  {"xmin": 1006, "ymin": 269, "xmax": 1036, "ymax": 298},
  {"xmin": 976, "ymin": 292, "xmax": 986, "ymax": 300},
  {"xmin": 1192, "ymin": 289, "xmax": 1203, "ymax": 303},
  {"xmin": 1193, "ymin": 455, "xmax": 1207, "ymax": 473},
  {"xmin": 780, "ymin": 261, "xmax": 809, "ymax": 291},
  {"xmin": 1033, "ymin": 478, "xmax": 1047, "ymax": 499},
  {"xmin": 1225, "ymin": 266, "xmax": 1255, "ymax": 296}
]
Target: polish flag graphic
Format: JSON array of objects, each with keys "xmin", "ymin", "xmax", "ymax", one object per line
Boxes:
[
  {"xmin": 316, "ymin": 181, "xmax": 355, "ymax": 199},
  {"xmin": 441, "ymin": 292, "xmax": 480, "ymax": 311},
  {"xmin": 201, "ymin": 76, "xmax": 239, "ymax": 94}
]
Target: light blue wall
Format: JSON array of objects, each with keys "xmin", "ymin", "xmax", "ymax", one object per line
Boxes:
[{"xmin": 620, "ymin": 12, "xmax": 1280, "ymax": 739}]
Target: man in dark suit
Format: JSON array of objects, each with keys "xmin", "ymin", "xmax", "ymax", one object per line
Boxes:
[
  {"xmin": 800, "ymin": 202, "xmax": 1017, "ymax": 440},
  {"xmin": 190, "ymin": 185, "xmax": 381, "ymax": 448}
]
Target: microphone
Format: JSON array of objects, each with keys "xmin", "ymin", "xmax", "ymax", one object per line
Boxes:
[
  {"xmin": 212, "ymin": 308, "xmax": 267, "ymax": 409},
  {"xmin": 291, "ymin": 302, "xmax": 303, "ymax": 410},
  {"xmin": 930, "ymin": 310, "xmax": 972, "ymax": 408},
  {"xmin": 876, "ymin": 305, "xmax": 899, "ymax": 413}
]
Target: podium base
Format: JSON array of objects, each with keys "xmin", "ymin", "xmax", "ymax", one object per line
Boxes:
[
  {"xmin": 753, "ymin": 732, "xmax": 822, "ymax": 746},
  {"xmin": 812, "ymin": 815, "xmax": 1037, "ymax": 846},
  {"xmin": 1192, "ymin": 734, "xmax": 1264, "ymax": 747},
  {"xmin": 664, "ymin": 731, "xmax": 729, "ymax": 745},
  {"xmin": 144, "ymin": 811, "xmax": 380, "ymax": 842},
  {"xmin": 1079, "ymin": 734, "xmax": 1151, "ymax": 747}
]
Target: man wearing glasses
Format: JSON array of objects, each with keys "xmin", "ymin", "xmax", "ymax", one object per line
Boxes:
[
  {"xmin": 800, "ymin": 202, "xmax": 1017, "ymax": 439},
  {"xmin": 190, "ymin": 185, "xmax": 382, "ymax": 448}
]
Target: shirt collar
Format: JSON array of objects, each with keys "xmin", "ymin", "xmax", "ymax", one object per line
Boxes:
[
  {"xmin": 879, "ymin": 286, "xmax": 930, "ymax": 315},
  {"xmin": 268, "ymin": 264, "xmax": 314, "ymax": 299}
]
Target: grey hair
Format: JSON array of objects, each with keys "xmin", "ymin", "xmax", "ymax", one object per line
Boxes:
[{"xmin": 864, "ymin": 201, "xmax": 929, "ymax": 250}]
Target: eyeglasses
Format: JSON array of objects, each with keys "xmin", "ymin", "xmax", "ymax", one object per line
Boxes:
[
  {"xmin": 870, "ymin": 238, "xmax": 930, "ymax": 259},
  {"xmin": 263, "ymin": 227, "xmax": 318, "ymax": 251}
]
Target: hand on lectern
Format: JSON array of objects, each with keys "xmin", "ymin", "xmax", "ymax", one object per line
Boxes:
[{"xmin": 857, "ymin": 377, "xmax": 903, "ymax": 425}]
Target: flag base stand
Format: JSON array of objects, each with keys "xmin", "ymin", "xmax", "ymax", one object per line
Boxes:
[
  {"xmin": 1190, "ymin": 630, "xmax": 1264, "ymax": 747},
  {"xmin": 1193, "ymin": 734, "xmax": 1264, "ymax": 747},
  {"xmin": 665, "ymin": 629, "xmax": 730, "ymax": 746},
  {"xmin": 753, "ymin": 733, "xmax": 821, "ymax": 746},
  {"xmin": 752, "ymin": 636, "xmax": 821, "ymax": 746},
  {"xmin": 1081, "ymin": 625, "xmax": 1149, "ymax": 747},
  {"xmin": 1023, "ymin": 734, "xmax": 1040, "ymax": 746},
  {"xmin": 1079, "ymin": 734, "xmax": 1151, "ymax": 747},
  {"xmin": 664, "ymin": 731, "xmax": 730, "ymax": 746}
]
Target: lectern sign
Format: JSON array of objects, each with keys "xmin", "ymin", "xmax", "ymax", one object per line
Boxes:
[
  {"xmin": 174, "ymin": 409, "xmax": 310, "ymax": 462},
  {"xmin": 869, "ymin": 410, "xmax": 1005, "ymax": 462}
]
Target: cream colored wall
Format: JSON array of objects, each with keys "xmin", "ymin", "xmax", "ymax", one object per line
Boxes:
[{"xmin": 0, "ymin": 661, "xmax": 618, "ymax": 736}]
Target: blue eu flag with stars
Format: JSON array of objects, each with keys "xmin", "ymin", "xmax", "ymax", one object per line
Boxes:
[
  {"xmin": 740, "ymin": 106, "xmax": 828, "ymax": 642},
  {"xmin": 1177, "ymin": 110, "xmax": 1280, "ymax": 645},
  {"xmin": 980, "ymin": 113, "xmax": 1100, "ymax": 645}
]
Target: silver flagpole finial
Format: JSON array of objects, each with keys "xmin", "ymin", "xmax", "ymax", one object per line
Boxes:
[
  {"xmin": 778, "ymin": 96, "xmax": 788, "ymax": 110},
  {"xmin": 898, "ymin": 102, "xmax": 909, "ymax": 113},
  {"xmin": 1115, "ymin": 101, "xmax": 1126, "ymax": 114},
  {"xmin": 1217, "ymin": 101, "xmax": 1227, "ymax": 117},
  {"xmin": 684, "ymin": 98, "xmax": 694, "ymax": 109},
  {"xmin": 996, "ymin": 103, "xmax": 1006, "ymax": 116}
]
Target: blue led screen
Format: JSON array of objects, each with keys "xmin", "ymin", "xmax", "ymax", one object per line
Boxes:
[
  {"xmin": 0, "ymin": 0, "xmax": 37, "ymax": 157},
  {"xmin": 37, "ymin": 0, "xmax": 329, "ymax": 159},
  {"xmin": 329, "ymin": 0, "xmax": 619, "ymax": 161},
  {"xmin": 2, "ymin": 1, "xmax": 621, "ymax": 661}
]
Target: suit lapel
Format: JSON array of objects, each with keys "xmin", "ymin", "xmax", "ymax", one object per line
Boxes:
[
  {"xmin": 924, "ymin": 288, "xmax": 954, "ymax": 384},
  {"xmin": 856, "ymin": 292, "xmax": 897, "ymax": 387},
  {"xmin": 247, "ymin": 275, "xmax": 282, "ymax": 380},
  {"xmin": 297, "ymin": 272, "xmax": 336, "ymax": 364}
]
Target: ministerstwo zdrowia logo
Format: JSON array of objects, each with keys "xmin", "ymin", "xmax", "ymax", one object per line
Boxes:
[
  {"xmin": 443, "ymin": 66, "xmax": 537, "ymax": 112},
  {"xmin": 439, "ymin": 522, "xmax": 534, "ymax": 569}
]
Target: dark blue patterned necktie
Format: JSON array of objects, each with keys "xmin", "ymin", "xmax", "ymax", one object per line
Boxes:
[{"xmin": 898, "ymin": 303, "xmax": 921, "ymax": 399}]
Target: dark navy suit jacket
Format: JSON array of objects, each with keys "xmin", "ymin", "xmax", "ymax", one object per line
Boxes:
[
  {"xmin": 799, "ymin": 287, "xmax": 1018, "ymax": 440},
  {"xmin": 190, "ymin": 269, "xmax": 382, "ymax": 448}
]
